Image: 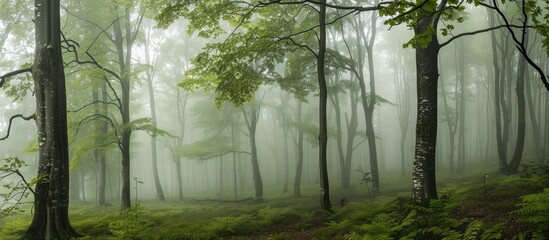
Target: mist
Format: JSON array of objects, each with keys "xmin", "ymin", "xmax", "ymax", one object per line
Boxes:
[{"xmin": 1, "ymin": 1, "xmax": 548, "ymax": 239}]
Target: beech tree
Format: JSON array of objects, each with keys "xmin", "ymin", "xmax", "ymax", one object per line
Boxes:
[
  {"xmin": 381, "ymin": 0, "xmax": 549, "ymax": 204},
  {"xmin": 0, "ymin": 0, "xmax": 80, "ymax": 238}
]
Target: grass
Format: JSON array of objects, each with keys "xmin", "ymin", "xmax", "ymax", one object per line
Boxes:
[{"xmin": 1, "ymin": 164, "xmax": 548, "ymax": 239}]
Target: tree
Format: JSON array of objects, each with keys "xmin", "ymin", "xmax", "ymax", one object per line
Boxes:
[
  {"xmin": 381, "ymin": 0, "xmax": 549, "ymax": 204},
  {"xmin": 156, "ymin": 0, "xmax": 383, "ymax": 211},
  {"xmin": 24, "ymin": 0, "xmax": 79, "ymax": 238},
  {"xmin": 143, "ymin": 23, "xmax": 166, "ymax": 201}
]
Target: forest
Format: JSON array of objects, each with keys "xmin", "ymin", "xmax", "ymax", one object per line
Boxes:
[{"xmin": 0, "ymin": 0, "xmax": 548, "ymax": 239}]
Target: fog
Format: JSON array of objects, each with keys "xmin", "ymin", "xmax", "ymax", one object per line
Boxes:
[{"xmin": 0, "ymin": 1, "xmax": 547, "ymax": 237}]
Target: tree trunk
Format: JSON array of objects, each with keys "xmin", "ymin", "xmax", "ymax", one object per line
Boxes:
[
  {"xmin": 175, "ymin": 89, "xmax": 187, "ymax": 201},
  {"xmin": 328, "ymin": 75, "xmax": 347, "ymax": 187},
  {"xmin": 111, "ymin": 5, "xmax": 141, "ymax": 210},
  {"xmin": 411, "ymin": 15, "xmax": 440, "ymax": 205},
  {"xmin": 393, "ymin": 49, "xmax": 411, "ymax": 176},
  {"xmin": 317, "ymin": 0, "xmax": 331, "ymax": 211},
  {"xmin": 145, "ymin": 46, "xmax": 165, "ymax": 201},
  {"xmin": 294, "ymin": 100, "xmax": 304, "ymax": 197},
  {"xmin": 456, "ymin": 40, "xmax": 466, "ymax": 173},
  {"xmin": 505, "ymin": 40, "xmax": 528, "ymax": 174},
  {"xmin": 343, "ymin": 83, "xmax": 359, "ymax": 188},
  {"xmin": 245, "ymin": 104, "xmax": 263, "ymax": 200},
  {"xmin": 25, "ymin": 1, "xmax": 80, "ymax": 238},
  {"xmin": 231, "ymin": 122, "xmax": 238, "ymax": 198}
]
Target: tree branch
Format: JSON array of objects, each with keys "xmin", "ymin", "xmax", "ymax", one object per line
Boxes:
[
  {"xmin": 439, "ymin": 24, "xmax": 534, "ymax": 48},
  {"xmin": 0, "ymin": 68, "xmax": 33, "ymax": 88},
  {"xmin": 485, "ymin": 0, "xmax": 549, "ymax": 91},
  {"xmin": 197, "ymin": 150, "xmax": 251, "ymax": 161},
  {"xmin": 0, "ymin": 114, "xmax": 35, "ymax": 141}
]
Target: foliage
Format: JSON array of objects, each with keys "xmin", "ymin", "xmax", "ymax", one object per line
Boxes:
[
  {"xmin": 529, "ymin": 0, "xmax": 549, "ymax": 56},
  {"xmin": 0, "ymin": 157, "xmax": 34, "ymax": 219},
  {"xmin": 108, "ymin": 205, "xmax": 154, "ymax": 239},
  {"xmin": 178, "ymin": 135, "xmax": 236, "ymax": 160},
  {"xmin": 1, "ymin": 64, "xmax": 33, "ymax": 102},
  {"xmin": 519, "ymin": 162, "xmax": 549, "ymax": 179},
  {"xmin": 2, "ymin": 171, "xmax": 549, "ymax": 239},
  {"xmin": 513, "ymin": 189, "xmax": 549, "ymax": 238}
]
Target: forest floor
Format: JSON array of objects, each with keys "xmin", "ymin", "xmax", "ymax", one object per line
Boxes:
[{"xmin": 1, "ymin": 162, "xmax": 548, "ymax": 239}]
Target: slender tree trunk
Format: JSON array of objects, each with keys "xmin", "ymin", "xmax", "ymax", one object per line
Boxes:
[
  {"xmin": 294, "ymin": 101, "xmax": 304, "ymax": 197},
  {"xmin": 328, "ymin": 75, "xmax": 346, "ymax": 186},
  {"xmin": 231, "ymin": 122, "xmax": 238, "ymax": 198},
  {"xmin": 145, "ymin": 51, "xmax": 165, "ymax": 201},
  {"xmin": 282, "ymin": 109, "xmax": 290, "ymax": 193},
  {"xmin": 111, "ymin": 5, "xmax": 142, "ymax": 210},
  {"xmin": 175, "ymin": 89, "xmax": 187, "ymax": 201},
  {"xmin": 244, "ymin": 104, "xmax": 263, "ymax": 200},
  {"xmin": 219, "ymin": 156, "xmax": 224, "ymax": 200},
  {"xmin": 457, "ymin": 41, "xmax": 466, "ymax": 173},
  {"xmin": 440, "ymin": 64, "xmax": 457, "ymax": 174},
  {"xmin": 489, "ymin": 11, "xmax": 509, "ymax": 171},
  {"xmin": 343, "ymin": 85, "xmax": 359, "ymax": 188},
  {"xmin": 393, "ymin": 50, "xmax": 411, "ymax": 176},
  {"xmin": 505, "ymin": 40, "xmax": 528, "ymax": 174},
  {"xmin": 317, "ymin": 0, "xmax": 331, "ymax": 211},
  {"xmin": 25, "ymin": 1, "xmax": 80, "ymax": 238},
  {"xmin": 93, "ymin": 81, "xmax": 108, "ymax": 205}
]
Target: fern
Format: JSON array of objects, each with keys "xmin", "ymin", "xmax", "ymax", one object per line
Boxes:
[
  {"xmin": 463, "ymin": 220, "xmax": 483, "ymax": 240},
  {"xmin": 513, "ymin": 189, "xmax": 549, "ymax": 236}
]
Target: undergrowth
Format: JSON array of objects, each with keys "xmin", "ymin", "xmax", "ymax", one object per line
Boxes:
[{"xmin": 1, "ymin": 165, "xmax": 548, "ymax": 239}]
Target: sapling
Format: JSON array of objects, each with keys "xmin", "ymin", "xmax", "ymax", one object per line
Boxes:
[
  {"xmin": 482, "ymin": 172, "xmax": 489, "ymax": 195},
  {"xmin": 355, "ymin": 166, "xmax": 373, "ymax": 204},
  {"xmin": 133, "ymin": 177, "xmax": 143, "ymax": 205}
]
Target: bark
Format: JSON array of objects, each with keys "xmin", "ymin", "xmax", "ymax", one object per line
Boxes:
[
  {"xmin": 317, "ymin": 0, "xmax": 331, "ymax": 211},
  {"xmin": 25, "ymin": 1, "xmax": 80, "ymax": 238},
  {"xmin": 411, "ymin": 13, "xmax": 441, "ymax": 204}
]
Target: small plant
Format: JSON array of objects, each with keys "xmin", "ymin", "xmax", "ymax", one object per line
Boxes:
[
  {"xmin": 355, "ymin": 165, "xmax": 373, "ymax": 204},
  {"xmin": 133, "ymin": 177, "xmax": 143, "ymax": 204},
  {"xmin": 482, "ymin": 172, "xmax": 489, "ymax": 194}
]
